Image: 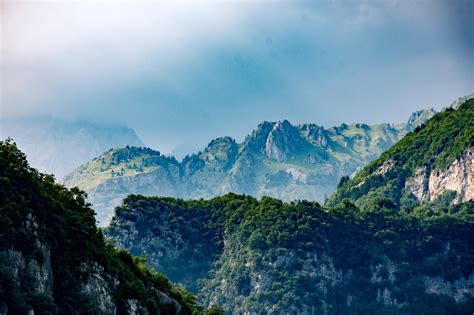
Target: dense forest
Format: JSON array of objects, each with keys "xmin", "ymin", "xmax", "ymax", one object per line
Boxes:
[
  {"xmin": 107, "ymin": 193, "xmax": 473, "ymax": 314},
  {"xmin": 0, "ymin": 139, "xmax": 221, "ymax": 314}
]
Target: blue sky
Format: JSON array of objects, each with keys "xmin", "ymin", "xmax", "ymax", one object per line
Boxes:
[{"xmin": 1, "ymin": 0, "xmax": 473, "ymax": 157}]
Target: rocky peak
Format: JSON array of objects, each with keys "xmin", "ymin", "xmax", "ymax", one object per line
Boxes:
[
  {"xmin": 264, "ymin": 120, "xmax": 308, "ymax": 162},
  {"xmin": 244, "ymin": 121, "xmax": 275, "ymax": 151},
  {"xmin": 202, "ymin": 137, "xmax": 239, "ymax": 165},
  {"xmin": 206, "ymin": 136, "xmax": 237, "ymax": 150},
  {"xmin": 304, "ymin": 125, "xmax": 330, "ymax": 149},
  {"xmin": 449, "ymin": 93, "xmax": 474, "ymax": 109},
  {"xmin": 406, "ymin": 108, "xmax": 437, "ymax": 130}
]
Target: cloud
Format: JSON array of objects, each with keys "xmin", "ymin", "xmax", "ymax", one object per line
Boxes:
[{"xmin": 1, "ymin": 0, "xmax": 472, "ymax": 155}]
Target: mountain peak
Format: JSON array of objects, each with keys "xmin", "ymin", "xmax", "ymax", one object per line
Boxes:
[
  {"xmin": 406, "ymin": 108, "xmax": 437, "ymax": 130},
  {"xmin": 207, "ymin": 136, "xmax": 237, "ymax": 148},
  {"xmin": 265, "ymin": 120, "xmax": 307, "ymax": 162},
  {"xmin": 449, "ymin": 92, "xmax": 474, "ymax": 109}
]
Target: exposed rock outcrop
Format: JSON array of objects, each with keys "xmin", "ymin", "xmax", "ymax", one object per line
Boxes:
[
  {"xmin": 428, "ymin": 148, "xmax": 473, "ymax": 203},
  {"xmin": 405, "ymin": 148, "xmax": 473, "ymax": 203},
  {"xmin": 81, "ymin": 262, "xmax": 118, "ymax": 314}
]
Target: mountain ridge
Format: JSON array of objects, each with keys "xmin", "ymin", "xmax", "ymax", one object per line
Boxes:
[
  {"xmin": 64, "ymin": 109, "xmax": 436, "ymax": 224},
  {"xmin": 327, "ymin": 99, "xmax": 473, "ymax": 209}
]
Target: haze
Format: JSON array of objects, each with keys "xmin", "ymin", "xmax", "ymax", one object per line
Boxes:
[{"xmin": 1, "ymin": 0, "xmax": 473, "ymax": 157}]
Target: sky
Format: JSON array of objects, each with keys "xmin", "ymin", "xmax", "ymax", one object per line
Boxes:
[{"xmin": 1, "ymin": 0, "xmax": 473, "ymax": 157}]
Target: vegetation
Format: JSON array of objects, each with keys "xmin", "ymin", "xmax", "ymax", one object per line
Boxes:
[
  {"xmin": 107, "ymin": 193, "xmax": 473, "ymax": 314},
  {"xmin": 2, "ymin": 100, "xmax": 471, "ymax": 314},
  {"xmin": 0, "ymin": 139, "xmax": 214, "ymax": 314}
]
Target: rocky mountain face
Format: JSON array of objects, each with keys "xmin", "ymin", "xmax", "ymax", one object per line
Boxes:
[
  {"xmin": 404, "ymin": 148, "xmax": 473, "ymax": 203},
  {"xmin": 0, "ymin": 117, "xmax": 144, "ymax": 179},
  {"xmin": 0, "ymin": 140, "xmax": 216, "ymax": 315},
  {"xmin": 64, "ymin": 109, "xmax": 435, "ymax": 225}
]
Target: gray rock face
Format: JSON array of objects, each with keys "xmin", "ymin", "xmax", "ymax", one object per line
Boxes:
[
  {"xmin": 424, "ymin": 274, "xmax": 474, "ymax": 303},
  {"xmin": 0, "ymin": 216, "xmax": 54, "ymax": 307},
  {"xmin": 81, "ymin": 262, "xmax": 118, "ymax": 314},
  {"xmin": 404, "ymin": 166, "xmax": 430, "ymax": 201},
  {"xmin": 2, "ymin": 246, "xmax": 53, "ymax": 297},
  {"xmin": 0, "ymin": 215, "xmax": 184, "ymax": 315},
  {"xmin": 0, "ymin": 219, "xmax": 53, "ymax": 314},
  {"xmin": 405, "ymin": 108, "xmax": 437, "ymax": 131},
  {"xmin": 428, "ymin": 148, "xmax": 473, "ymax": 203},
  {"xmin": 264, "ymin": 120, "xmax": 309, "ymax": 162}
]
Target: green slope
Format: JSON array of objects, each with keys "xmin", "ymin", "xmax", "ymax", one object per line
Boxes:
[{"xmin": 106, "ymin": 193, "xmax": 473, "ymax": 314}]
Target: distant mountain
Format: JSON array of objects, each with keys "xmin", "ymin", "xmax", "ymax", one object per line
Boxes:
[
  {"xmin": 64, "ymin": 109, "xmax": 435, "ymax": 225},
  {"xmin": 0, "ymin": 117, "xmax": 144, "ymax": 179},
  {"xmin": 0, "ymin": 139, "xmax": 217, "ymax": 314},
  {"xmin": 104, "ymin": 98, "xmax": 474, "ymax": 314}
]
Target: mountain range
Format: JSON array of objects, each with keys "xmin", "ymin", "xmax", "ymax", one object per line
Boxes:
[
  {"xmin": 0, "ymin": 97, "xmax": 472, "ymax": 315},
  {"xmin": 64, "ymin": 109, "xmax": 436, "ymax": 225},
  {"xmin": 106, "ymin": 98, "xmax": 474, "ymax": 314},
  {"xmin": 0, "ymin": 117, "xmax": 144, "ymax": 179}
]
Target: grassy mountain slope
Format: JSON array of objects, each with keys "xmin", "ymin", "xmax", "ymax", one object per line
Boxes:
[
  {"xmin": 0, "ymin": 139, "xmax": 219, "ymax": 315},
  {"xmin": 64, "ymin": 109, "xmax": 435, "ymax": 225}
]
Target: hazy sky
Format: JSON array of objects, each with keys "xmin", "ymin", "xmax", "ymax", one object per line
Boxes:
[{"xmin": 1, "ymin": 0, "xmax": 473, "ymax": 157}]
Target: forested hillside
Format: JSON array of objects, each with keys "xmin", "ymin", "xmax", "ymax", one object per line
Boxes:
[
  {"xmin": 0, "ymin": 139, "xmax": 220, "ymax": 315},
  {"xmin": 107, "ymin": 194, "xmax": 473, "ymax": 314}
]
